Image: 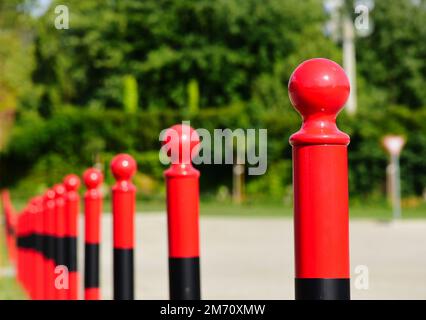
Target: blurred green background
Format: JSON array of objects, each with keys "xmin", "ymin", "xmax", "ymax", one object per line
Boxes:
[{"xmin": 0, "ymin": 0, "xmax": 425, "ymax": 216}]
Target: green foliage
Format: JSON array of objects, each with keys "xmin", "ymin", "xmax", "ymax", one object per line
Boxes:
[
  {"xmin": 187, "ymin": 79, "xmax": 200, "ymax": 115},
  {"xmin": 357, "ymin": 0, "xmax": 426, "ymax": 108},
  {"xmin": 31, "ymin": 0, "xmax": 330, "ymax": 112},
  {"xmin": 0, "ymin": 0, "xmax": 425, "ymax": 203},
  {"xmin": 123, "ymin": 74, "xmax": 139, "ymax": 113}
]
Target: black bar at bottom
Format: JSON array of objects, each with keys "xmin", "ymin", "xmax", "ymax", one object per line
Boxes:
[
  {"xmin": 113, "ymin": 248, "xmax": 134, "ymax": 300},
  {"xmin": 85, "ymin": 243, "xmax": 100, "ymax": 289},
  {"xmin": 169, "ymin": 257, "xmax": 201, "ymax": 300},
  {"xmin": 295, "ymin": 278, "xmax": 350, "ymax": 300},
  {"xmin": 64, "ymin": 236, "xmax": 78, "ymax": 272}
]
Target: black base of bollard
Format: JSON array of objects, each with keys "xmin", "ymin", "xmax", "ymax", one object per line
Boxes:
[
  {"xmin": 113, "ymin": 249, "xmax": 134, "ymax": 300},
  {"xmin": 169, "ymin": 257, "xmax": 201, "ymax": 300},
  {"xmin": 295, "ymin": 278, "xmax": 350, "ymax": 300}
]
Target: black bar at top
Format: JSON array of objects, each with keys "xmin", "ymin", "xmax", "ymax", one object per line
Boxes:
[{"xmin": 85, "ymin": 243, "xmax": 100, "ymax": 289}]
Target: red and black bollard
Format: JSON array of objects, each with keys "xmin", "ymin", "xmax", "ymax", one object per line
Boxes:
[
  {"xmin": 163, "ymin": 124, "xmax": 201, "ymax": 300},
  {"xmin": 31, "ymin": 196, "xmax": 45, "ymax": 300},
  {"xmin": 83, "ymin": 168, "xmax": 103, "ymax": 300},
  {"xmin": 16, "ymin": 212, "xmax": 23, "ymax": 288},
  {"xmin": 64, "ymin": 174, "xmax": 81, "ymax": 300},
  {"xmin": 288, "ymin": 58, "xmax": 351, "ymax": 300},
  {"xmin": 43, "ymin": 189, "xmax": 56, "ymax": 300},
  {"xmin": 53, "ymin": 184, "xmax": 68, "ymax": 300},
  {"xmin": 111, "ymin": 154, "xmax": 137, "ymax": 300}
]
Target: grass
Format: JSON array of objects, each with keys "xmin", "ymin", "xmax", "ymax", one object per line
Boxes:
[
  {"xmin": 0, "ymin": 223, "xmax": 27, "ymax": 300},
  {"xmin": 9, "ymin": 195, "xmax": 426, "ymax": 220},
  {"xmin": 136, "ymin": 199, "xmax": 426, "ymax": 221}
]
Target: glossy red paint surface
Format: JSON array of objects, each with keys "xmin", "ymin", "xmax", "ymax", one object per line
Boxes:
[
  {"xmin": 163, "ymin": 124, "xmax": 200, "ymax": 258},
  {"xmin": 83, "ymin": 168, "xmax": 103, "ymax": 244},
  {"xmin": 63, "ymin": 174, "xmax": 81, "ymax": 300},
  {"xmin": 111, "ymin": 154, "xmax": 136, "ymax": 249},
  {"xmin": 289, "ymin": 58, "xmax": 350, "ymax": 279},
  {"xmin": 43, "ymin": 189, "xmax": 56, "ymax": 299},
  {"xmin": 31, "ymin": 196, "xmax": 44, "ymax": 300},
  {"xmin": 53, "ymin": 184, "xmax": 67, "ymax": 300},
  {"xmin": 289, "ymin": 58, "xmax": 350, "ymax": 146},
  {"xmin": 84, "ymin": 287, "xmax": 100, "ymax": 300},
  {"xmin": 163, "ymin": 124, "xmax": 200, "ymax": 165}
]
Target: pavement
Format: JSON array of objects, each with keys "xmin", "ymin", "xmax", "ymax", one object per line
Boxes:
[{"xmin": 78, "ymin": 214, "xmax": 426, "ymax": 300}]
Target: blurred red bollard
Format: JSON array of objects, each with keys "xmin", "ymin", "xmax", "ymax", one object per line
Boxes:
[
  {"xmin": 163, "ymin": 124, "xmax": 201, "ymax": 300},
  {"xmin": 288, "ymin": 58, "xmax": 351, "ymax": 300},
  {"xmin": 64, "ymin": 174, "xmax": 81, "ymax": 300},
  {"xmin": 23, "ymin": 207, "xmax": 30, "ymax": 296},
  {"xmin": 43, "ymin": 189, "xmax": 56, "ymax": 300},
  {"xmin": 53, "ymin": 184, "xmax": 67, "ymax": 300},
  {"xmin": 111, "ymin": 154, "xmax": 136, "ymax": 300},
  {"xmin": 83, "ymin": 168, "xmax": 103, "ymax": 300},
  {"xmin": 32, "ymin": 196, "xmax": 45, "ymax": 300},
  {"xmin": 16, "ymin": 210, "xmax": 24, "ymax": 289},
  {"xmin": 15, "ymin": 213, "xmax": 21, "ymax": 284}
]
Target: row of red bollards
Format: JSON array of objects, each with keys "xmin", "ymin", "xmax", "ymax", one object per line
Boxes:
[
  {"xmin": 1, "ymin": 136, "xmax": 201, "ymax": 300},
  {"xmin": 2, "ymin": 58, "xmax": 351, "ymax": 300}
]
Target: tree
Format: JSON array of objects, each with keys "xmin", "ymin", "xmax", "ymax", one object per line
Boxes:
[
  {"xmin": 356, "ymin": 0, "xmax": 426, "ymax": 109},
  {"xmin": 32, "ymin": 0, "xmax": 333, "ymax": 112}
]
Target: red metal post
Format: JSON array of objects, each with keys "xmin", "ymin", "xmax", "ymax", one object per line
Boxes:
[
  {"xmin": 83, "ymin": 168, "xmax": 103, "ymax": 300},
  {"xmin": 53, "ymin": 184, "xmax": 68, "ymax": 300},
  {"xmin": 63, "ymin": 174, "xmax": 81, "ymax": 300},
  {"xmin": 31, "ymin": 196, "xmax": 44, "ymax": 300},
  {"xmin": 111, "ymin": 154, "xmax": 137, "ymax": 300},
  {"xmin": 16, "ymin": 212, "xmax": 22, "ymax": 287},
  {"xmin": 163, "ymin": 124, "xmax": 201, "ymax": 300},
  {"xmin": 43, "ymin": 189, "xmax": 56, "ymax": 300},
  {"xmin": 288, "ymin": 58, "xmax": 351, "ymax": 300},
  {"xmin": 27, "ymin": 198, "xmax": 37, "ymax": 299}
]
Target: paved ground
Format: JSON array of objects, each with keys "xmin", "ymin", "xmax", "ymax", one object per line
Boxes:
[{"xmin": 78, "ymin": 214, "xmax": 426, "ymax": 300}]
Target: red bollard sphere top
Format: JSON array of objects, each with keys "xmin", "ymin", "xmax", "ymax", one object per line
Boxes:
[
  {"xmin": 83, "ymin": 168, "xmax": 104, "ymax": 189},
  {"xmin": 44, "ymin": 188, "xmax": 56, "ymax": 201},
  {"xmin": 111, "ymin": 154, "xmax": 137, "ymax": 181},
  {"xmin": 64, "ymin": 174, "xmax": 81, "ymax": 191},
  {"xmin": 53, "ymin": 184, "xmax": 66, "ymax": 197},
  {"xmin": 288, "ymin": 58, "xmax": 350, "ymax": 146},
  {"xmin": 163, "ymin": 124, "xmax": 200, "ymax": 164},
  {"xmin": 288, "ymin": 58, "xmax": 350, "ymax": 119}
]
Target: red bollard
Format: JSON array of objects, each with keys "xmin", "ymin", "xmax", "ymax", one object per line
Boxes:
[
  {"xmin": 111, "ymin": 154, "xmax": 137, "ymax": 300},
  {"xmin": 43, "ymin": 189, "xmax": 56, "ymax": 300},
  {"xmin": 16, "ymin": 213, "xmax": 22, "ymax": 287},
  {"xmin": 30, "ymin": 196, "xmax": 45, "ymax": 300},
  {"xmin": 16, "ymin": 209, "xmax": 25, "ymax": 291},
  {"xmin": 53, "ymin": 184, "xmax": 68, "ymax": 300},
  {"xmin": 23, "ymin": 207, "xmax": 30, "ymax": 296},
  {"xmin": 288, "ymin": 58, "xmax": 351, "ymax": 300},
  {"xmin": 83, "ymin": 168, "xmax": 103, "ymax": 300},
  {"xmin": 64, "ymin": 174, "xmax": 81, "ymax": 300},
  {"xmin": 163, "ymin": 124, "xmax": 201, "ymax": 300}
]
